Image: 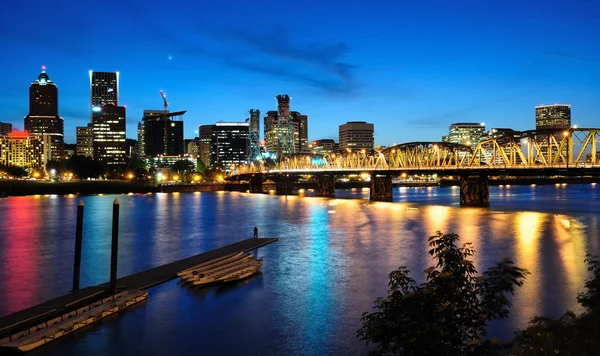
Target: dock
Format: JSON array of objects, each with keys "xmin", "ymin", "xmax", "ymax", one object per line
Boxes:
[{"xmin": 0, "ymin": 237, "xmax": 277, "ymax": 341}]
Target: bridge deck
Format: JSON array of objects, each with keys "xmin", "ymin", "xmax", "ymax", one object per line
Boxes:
[{"xmin": 0, "ymin": 237, "xmax": 277, "ymax": 336}]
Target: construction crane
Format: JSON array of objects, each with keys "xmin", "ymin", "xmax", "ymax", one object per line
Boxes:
[{"xmin": 159, "ymin": 90, "xmax": 169, "ymax": 155}]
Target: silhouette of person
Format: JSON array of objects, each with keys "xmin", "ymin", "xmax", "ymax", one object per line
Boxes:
[{"xmin": 254, "ymin": 226, "xmax": 258, "ymax": 239}]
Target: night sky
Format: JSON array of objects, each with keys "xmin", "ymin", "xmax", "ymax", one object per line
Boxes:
[{"xmin": 1, "ymin": 0, "xmax": 598, "ymax": 144}]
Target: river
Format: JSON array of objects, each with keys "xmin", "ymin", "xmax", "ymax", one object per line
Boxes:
[{"xmin": 0, "ymin": 184, "xmax": 599, "ymax": 355}]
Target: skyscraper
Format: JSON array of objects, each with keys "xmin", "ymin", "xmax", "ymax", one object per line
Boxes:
[
  {"xmin": 89, "ymin": 71, "xmax": 119, "ymax": 108},
  {"xmin": 263, "ymin": 109, "xmax": 309, "ymax": 156},
  {"xmin": 24, "ymin": 68, "xmax": 64, "ymax": 161},
  {"xmin": 0, "ymin": 132, "xmax": 44, "ymax": 169},
  {"xmin": 291, "ymin": 112, "xmax": 309, "ymax": 153},
  {"xmin": 339, "ymin": 121, "xmax": 374, "ymax": 151},
  {"xmin": 210, "ymin": 122, "xmax": 249, "ymax": 170},
  {"xmin": 247, "ymin": 109, "xmax": 261, "ymax": 162},
  {"xmin": 92, "ymin": 105, "xmax": 126, "ymax": 165},
  {"xmin": 535, "ymin": 104, "xmax": 571, "ymax": 130},
  {"xmin": 141, "ymin": 110, "xmax": 185, "ymax": 157},
  {"xmin": 198, "ymin": 124, "xmax": 214, "ymax": 167}
]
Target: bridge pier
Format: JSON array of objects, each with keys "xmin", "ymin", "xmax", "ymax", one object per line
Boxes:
[
  {"xmin": 459, "ymin": 175, "xmax": 490, "ymax": 207},
  {"xmin": 370, "ymin": 174, "xmax": 393, "ymax": 202},
  {"xmin": 316, "ymin": 174, "xmax": 336, "ymax": 198},
  {"xmin": 275, "ymin": 175, "xmax": 294, "ymax": 196},
  {"xmin": 250, "ymin": 174, "xmax": 263, "ymax": 193}
]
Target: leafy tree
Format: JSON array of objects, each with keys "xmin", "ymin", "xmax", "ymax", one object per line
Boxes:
[
  {"xmin": 69, "ymin": 155, "xmax": 104, "ymax": 180},
  {"xmin": 196, "ymin": 159, "xmax": 206, "ymax": 174},
  {"xmin": 4, "ymin": 166, "xmax": 28, "ymax": 178},
  {"xmin": 134, "ymin": 167, "xmax": 149, "ymax": 182},
  {"xmin": 171, "ymin": 159, "xmax": 195, "ymax": 173},
  {"xmin": 357, "ymin": 231, "xmax": 528, "ymax": 356},
  {"xmin": 511, "ymin": 255, "xmax": 600, "ymax": 355},
  {"xmin": 46, "ymin": 160, "xmax": 68, "ymax": 176}
]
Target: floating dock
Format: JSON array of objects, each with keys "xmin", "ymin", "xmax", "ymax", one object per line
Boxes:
[{"xmin": 0, "ymin": 237, "xmax": 277, "ymax": 352}]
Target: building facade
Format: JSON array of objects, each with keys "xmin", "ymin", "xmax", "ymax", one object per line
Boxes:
[
  {"xmin": 311, "ymin": 139, "xmax": 339, "ymax": 155},
  {"xmin": 76, "ymin": 125, "xmax": 94, "ymax": 157},
  {"xmin": 263, "ymin": 110, "xmax": 309, "ymax": 156},
  {"xmin": 0, "ymin": 122, "xmax": 13, "ymax": 136},
  {"xmin": 24, "ymin": 69, "xmax": 64, "ymax": 161},
  {"xmin": 92, "ymin": 105, "xmax": 126, "ymax": 165},
  {"xmin": 443, "ymin": 123, "xmax": 486, "ymax": 146},
  {"xmin": 89, "ymin": 71, "xmax": 119, "ymax": 108},
  {"xmin": 535, "ymin": 104, "xmax": 571, "ymax": 130},
  {"xmin": 0, "ymin": 132, "xmax": 44, "ymax": 169},
  {"xmin": 198, "ymin": 125, "xmax": 213, "ymax": 167},
  {"xmin": 141, "ymin": 110, "xmax": 185, "ymax": 157},
  {"xmin": 339, "ymin": 121, "xmax": 374, "ymax": 151},
  {"xmin": 210, "ymin": 122, "xmax": 249, "ymax": 171}
]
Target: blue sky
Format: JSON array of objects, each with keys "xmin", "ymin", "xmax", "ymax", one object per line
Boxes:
[{"xmin": 1, "ymin": 0, "xmax": 599, "ymax": 144}]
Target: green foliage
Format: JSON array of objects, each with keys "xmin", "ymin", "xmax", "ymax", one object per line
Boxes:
[
  {"xmin": 45, "ymin": 160, "xmax": 68, "ymax": 175},
  {"xmin": 511, "ymin": 255, "xmax": 600, "ymax": 355},
  {"xmin": 196, "ymin": 159, "xmax": 206, "ymax": 174},
  {"xmin": 357, "ymin": 231, "xmax": 528, "ymax": 356},
  {"xmin": 171, "ymin": 159, "xmax": 195, "ymax": 173},
  {"xmin": 69, "ymin": 155, "xmax": 105, "ymax": 180},
  {"xmin": 4, "ymin": 166, "xmax": 28, "ymax": 178},
  {"xmin": 134, "ymin": 168, "xmax": 149, "ymax": 182}
]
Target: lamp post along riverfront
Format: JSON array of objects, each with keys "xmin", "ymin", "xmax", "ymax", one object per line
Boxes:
[
  {"xmin": 110, "ymin": 199, "xmax": 120, "ymax": 295},
  {"xmin": 72, "ymin": 201, "xmax": 84, "ymax": 292}
]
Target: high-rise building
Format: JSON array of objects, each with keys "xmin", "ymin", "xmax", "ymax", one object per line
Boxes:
[
  {"xmin": 263, "ymin": 110, "xmax": 309, "ymax": 156},
  {"xmin": 186, "ymin": 138, "xmax": 199, "ymax": 158},
  {"xmin": 137, "ymin": 122, "xmax": 145, "ymax": 158},
  {"xmin": 140, "ymin": 110, "xmax": 185, "ymax": 157},
  {"xmin": 89, "ymin": 71, "xmax": 119, "ymax": 108},
  {"xmin": 443, "ymin": 123, "xmax": 486, "ymax": 146},
  {"xmin": 198, "ymin": 124, "xmax": 213, "ymax": 167},
  {"xmin": 247, "ymin": 109, "xmax": 261, "ymax": 162},
  {"xmin": 0, "ymin": 132, "xmax": 44, "ymax": 169},
  {"xmin": 210, "ymin": 122, "xmax": 249, "ymax": 170},
  {"xmin": 311, "ymin": 139, "xmax": 339, "ymax": 155},
  {"xmin": 339, "ymin": 121, "xmax": 374, "ymax": 151},
  {"xmin": 24, "ymin": 68, "xmax": 64, "ymax": 161},
  {"xmin": 92, "ymin": 105, "xmax": 126, "ymax": 165},
  {"xmin": 76, "ymin": 125, "xmax": 94, "ymax": 157},
  {"xmin": 535, "ymin": 104, "xmax": 571, "ymax": 130},
  {"xmin": 0, "ymin": 122, "xmax": 13, "ymax": 136}
]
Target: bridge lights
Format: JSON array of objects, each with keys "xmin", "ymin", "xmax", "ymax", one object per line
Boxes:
[
  {"xmin": 433, "ymin": 144, "xmax": 438, "ymax": 149},
  {"xmin": 563, "ymin": 131, "xmax": 569, "ymax": 136}
]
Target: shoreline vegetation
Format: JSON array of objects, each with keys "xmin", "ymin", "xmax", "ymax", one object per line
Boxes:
[{"xmin": 357, "ymin": 232, "xmax": 600, "ymax": 356}]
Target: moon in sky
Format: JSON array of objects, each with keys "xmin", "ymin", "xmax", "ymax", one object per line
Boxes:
[{"xmin": 168, "ymin": 56, "xmax": 173, "ymax": 61}]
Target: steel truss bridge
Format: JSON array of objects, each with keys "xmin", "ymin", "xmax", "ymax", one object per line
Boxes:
[{"xmin": 232, "ymin": 128, "xmax": 600, "ymax": 175}]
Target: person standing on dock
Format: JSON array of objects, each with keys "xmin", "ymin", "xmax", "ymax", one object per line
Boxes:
[{"xmin": 254, "ymin": 226, "xmax": 258, "ymax": 239}]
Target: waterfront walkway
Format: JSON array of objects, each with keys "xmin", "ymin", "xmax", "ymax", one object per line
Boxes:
[{"xmin": 0, "ymin": 237, "xmax": 277, "ymax": 337}]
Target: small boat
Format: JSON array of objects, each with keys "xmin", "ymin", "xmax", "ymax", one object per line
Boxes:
[
  {"xmin": 179, "ymin": 254, "xmax": 255, "ymax": 281},
  {"xmin": 0, "ymin": 290, "xmax": 147, "ymax": 353},
  {"xmin": 218, "ymin": 263, "xmax": 263, "ymax": 283},
  {"xmin": 191, "ymin": 260, "xmax": 263, "ymax": 286},
  {"xmin": 177, "ymin": 252, "xmax": 244, "ymax": 277}
]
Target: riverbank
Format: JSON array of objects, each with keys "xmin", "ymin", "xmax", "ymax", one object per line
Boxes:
[{"xmin": 0, "ymin": 181, "xmax": 158, "ymax": 196}]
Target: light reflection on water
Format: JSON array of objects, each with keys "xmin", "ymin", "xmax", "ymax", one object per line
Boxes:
[{"xmin": 0, "ymin": 185, "xmax": 598, "ymax": 355}]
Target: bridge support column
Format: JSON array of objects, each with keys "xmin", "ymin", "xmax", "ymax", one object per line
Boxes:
[
  {"xmin": 250, "ymin": 174, "xmax": 263, "ymax": 193},
  {"xmin": 459, "ymin": 175, "xmax": 489, "ymax": 207},
  {"xmin": 276, "ymin": 175, "xmax": 294, "ymax": 195},
  {"xmin": 370, "ymin": 174, "xmax": 393, "ymax": 202},
  {"xmin": 316, "ymin": 174, "xmax": 336, "ymax": 198}
]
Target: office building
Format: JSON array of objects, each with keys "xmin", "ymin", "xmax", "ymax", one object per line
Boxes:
[
  {"xmin": 247, "ymin": 109, "xmax": 261, "ymax": 162},
  {"xmin": 263, "ymin": 110, "xmax": 309, "ymax": 156},
  {"xmin": 137, "ymin": 122, "xmax": 145, "ymax": 158},
  {"xmin": 140, "ymin": 110, "xmax": 185, "ymax": 157},
  {"xmin": 24, "ymin": 68, "xmax": 64, "ymax": 161},
  {"xmin": 185, "ymin": 138, "xmax": 199, "ymax": 157},
  {"xmin": 89, "ymin": 71, "xmax": 119, "ymax": 108},
  {"xmin": 535, "ymin": 104, "xmax": 571, "ymax": 130},
  {"xmin": 76, "ymin": 125, "xmax": 94, "ymax": 157},
  {"xmin": 339, "ymin": 121, "xmax": 374, "ymax": 151},
  {"xmin": 92, "ymin": 105, "xmax": 126, "ymax": 165},
  {"xmin": 198, "ymin": 124, "xmax": 213, "ymax": 167},
  {"xmin": 0, "ymin": 132, "xmax": 44, "ymax": 169},
  {"xmin": 443, "ymin": 123, "xmax": 486, "ymax": 146},
  {"xmin": 210, "ymin": 122, "xmax": 249, "ymax": 170},
  {"xmin": 0, "ymin": 122, "xmax": 12, "ymax": 136},
  {"xmin": 311, "ymin": 139, "xmax": 339, "ymax": 155}
]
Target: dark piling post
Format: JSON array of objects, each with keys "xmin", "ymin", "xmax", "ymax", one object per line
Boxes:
[
  {"xmin": 109, "ymin": 198, "xmax": 120, "ymax": 295},
  {"xmin": 72, "ymin": 200, "xmax": 84, "ymax": 292}
]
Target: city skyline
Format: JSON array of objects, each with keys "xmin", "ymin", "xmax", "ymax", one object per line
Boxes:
[{"xmin": 1, "ymin": 0, "xmax": 599, "ymax": 145}]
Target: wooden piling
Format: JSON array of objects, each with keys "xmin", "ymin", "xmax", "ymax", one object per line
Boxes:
[
  {"xmin": 109, "ymin": 199, "xmax": 120, "ymax": 295},
  {"xmin": 72, "ymin": 201, "xmax": 84, "ymax": 292}
]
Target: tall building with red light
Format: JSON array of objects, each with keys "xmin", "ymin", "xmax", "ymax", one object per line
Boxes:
[{"xmin": 23, "ymin": 67, "xmax": 64, "ymax": 161}]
